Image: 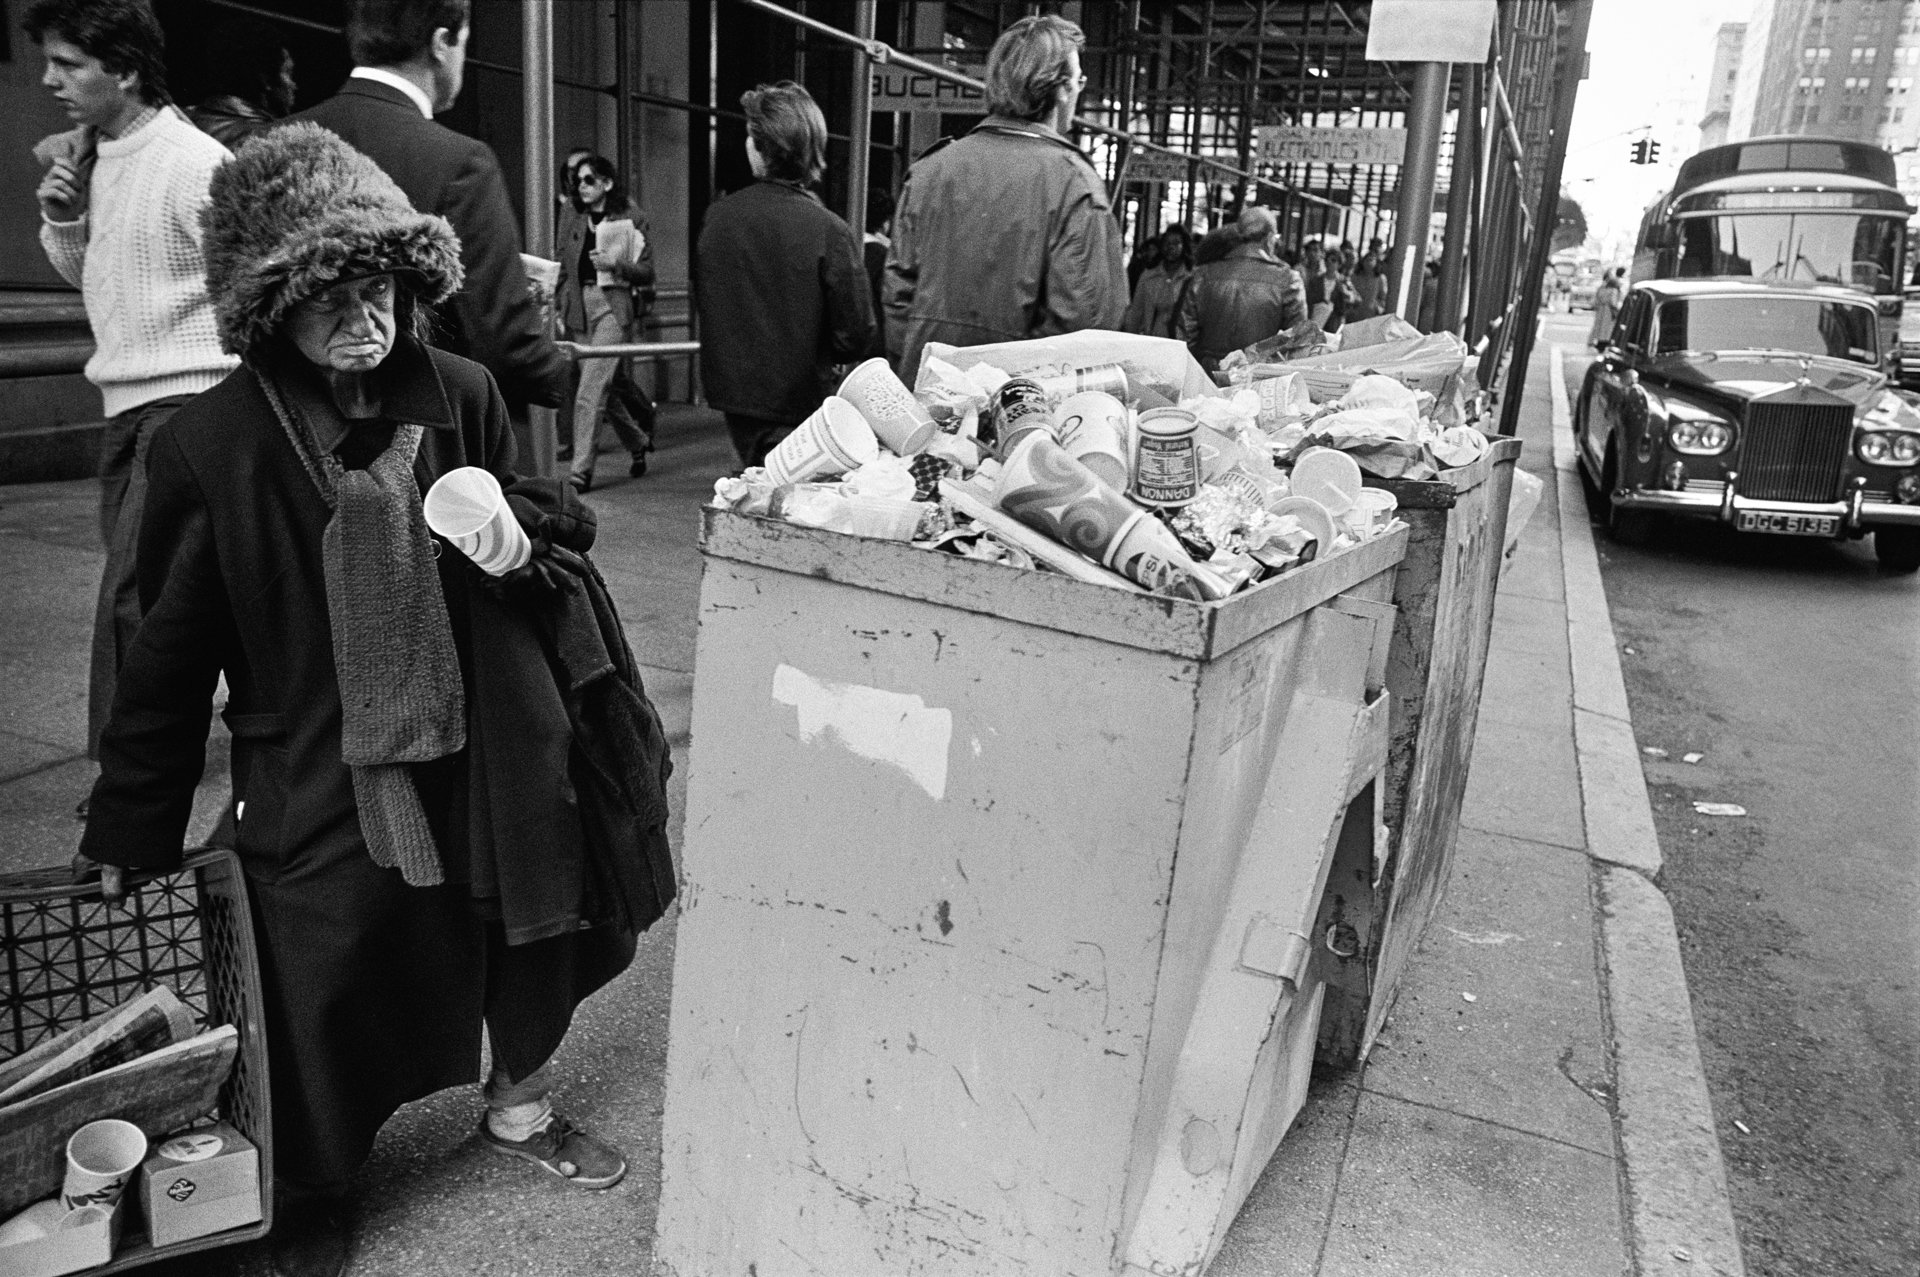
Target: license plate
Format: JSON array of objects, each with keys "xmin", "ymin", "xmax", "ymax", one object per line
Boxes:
[{"xmin": 1736, "ymin": 511, "xmax": 1838, "ymax": 536}]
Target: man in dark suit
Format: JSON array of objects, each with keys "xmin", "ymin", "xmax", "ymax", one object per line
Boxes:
[{"xmin": 297, "ymin": 0, "xmax": 568, "ymax": 416}]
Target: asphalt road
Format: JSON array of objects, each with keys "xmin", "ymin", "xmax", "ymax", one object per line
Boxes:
[{"xmin": 1552, "ymin": 312, "xmax": 1920, "ymax": 1276}]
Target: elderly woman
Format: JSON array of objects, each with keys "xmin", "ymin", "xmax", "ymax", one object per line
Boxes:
[{"xmin": 74, "ymin": 124, "xmax": 674, "ymax": 1277}]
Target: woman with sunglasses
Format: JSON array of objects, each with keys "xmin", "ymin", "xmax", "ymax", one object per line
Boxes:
[{"xmin": 555, "ymin": 154, "xmax": 655, "ymax": 492}]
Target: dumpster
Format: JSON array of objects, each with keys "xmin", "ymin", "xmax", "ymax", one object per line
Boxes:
[
  {"xmin": 655, "ymin": 510, "xmax": 1407, "ymax": 1277},
  {"xmin": 1313, "ymin": 436, "xmax": 1525, "ymax": 1066}
]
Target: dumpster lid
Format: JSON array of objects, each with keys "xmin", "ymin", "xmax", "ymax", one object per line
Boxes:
[{"xmin": 698, "ymin": 509, "xmax": 1407, "ymax": 661}]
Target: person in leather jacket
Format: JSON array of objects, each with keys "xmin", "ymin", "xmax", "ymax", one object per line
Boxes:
[{"xmin": 1174, "ymin": 206, "xmax": 1308, "ymax": 371}]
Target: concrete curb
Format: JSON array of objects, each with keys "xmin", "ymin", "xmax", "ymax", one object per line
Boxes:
[{"xmin": 1547, "ymin": 345, "xmax": 1746, "ymax": 1277}]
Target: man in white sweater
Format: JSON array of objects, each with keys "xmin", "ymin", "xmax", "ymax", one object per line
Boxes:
[{"xmin": 27, "ymin": 0, "xmax": 238, "ymax": 765}]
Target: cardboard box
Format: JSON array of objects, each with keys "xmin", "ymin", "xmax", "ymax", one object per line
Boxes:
[
  {"xmin": 136, "ymin": 1122, "xmax": 260, "ymax": 1249},
  {"xmin": 0, "ymin": 1198, "xmax": 122, "ymax": 1277}
]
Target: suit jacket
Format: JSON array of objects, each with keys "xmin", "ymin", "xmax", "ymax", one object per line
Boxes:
[{"xmin": 296, "ymin": 79, "xmax": 569, "ymax": 412}]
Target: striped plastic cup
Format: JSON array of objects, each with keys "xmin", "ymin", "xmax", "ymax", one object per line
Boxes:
[{"xmin": 423, "ymin": 467, "xmax": 533, "ymax": 576}]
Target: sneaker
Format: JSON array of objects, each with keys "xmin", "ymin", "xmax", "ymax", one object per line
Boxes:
[{"xmin": 478, "ymin": 1111, "xmax": 627, "ymax": 1190}]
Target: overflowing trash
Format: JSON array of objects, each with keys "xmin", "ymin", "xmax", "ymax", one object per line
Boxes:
[{"xmin": 710, "ymin": 326, "xmax": 1495, "ymax": 601}]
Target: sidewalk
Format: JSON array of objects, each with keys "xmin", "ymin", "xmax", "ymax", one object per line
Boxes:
[{"xmin": 0, "ymin": 357, "xmax": 1741, "ymax": 1276}]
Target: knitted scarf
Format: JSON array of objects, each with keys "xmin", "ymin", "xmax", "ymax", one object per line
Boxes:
[{"xmin": 256, "ymin": 359, "xmax": 466, "ymax": 885}]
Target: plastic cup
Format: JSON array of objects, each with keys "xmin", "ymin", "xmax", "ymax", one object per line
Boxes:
[
  {"xmin": 837, "ymin": 358, "xmax": 937, "ymax": 456},
  {"xmin": 1054, "ymin": 391, "xmax": 1130, "ymax": 490},
  {"xmin": 993, "ymin": 434, "xmax": 1141, "ymax": 562},
  {"xmin": 62, "ymin": 1119, "xmax": 145, "ymax": 1211},
  {"xmin": 423, "ymin": 467, "xmax": 533, "ymax": 576},
  {"xmin": 764, "ymin": 396, "xmax": 879, "ymax": 486}
]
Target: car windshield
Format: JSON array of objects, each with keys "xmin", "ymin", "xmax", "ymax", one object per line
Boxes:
[{"xmin": 1651, "ymin": 296, "xmax": 1880, "ymax": 364}]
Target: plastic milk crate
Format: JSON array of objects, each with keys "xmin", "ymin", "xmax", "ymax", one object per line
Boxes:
[{"xmin": 0, "ymin": 848, "xmax": 273, "ymax": 1271}]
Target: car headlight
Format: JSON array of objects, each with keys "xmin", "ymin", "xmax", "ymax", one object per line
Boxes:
[
  {"xmin": 1668, "ymin": 419, "xmax": 1735, "ymax": 454},
  {"xmin": 1858, "ymin": 431, "xmax": 1920, "ymax": 465}
]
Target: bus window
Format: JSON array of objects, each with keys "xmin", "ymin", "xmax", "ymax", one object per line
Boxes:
[{"xmin": 1677, "ymin": 213, "xmax": 1898, "ymax": 290}]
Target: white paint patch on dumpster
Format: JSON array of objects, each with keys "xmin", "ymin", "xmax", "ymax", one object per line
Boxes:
[{"xmin": 771, "ymin": 663, "xmax": 952, "ymax": 800}]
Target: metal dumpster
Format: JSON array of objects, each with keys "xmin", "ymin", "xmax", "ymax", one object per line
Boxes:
[
  {"xmin": 655, "ymin": 511, "xmax": 1407, "ymax": 1277},
  {"xmin": 1314, "ymin": 436, "xmax": 1526, "ymax": 1066}
]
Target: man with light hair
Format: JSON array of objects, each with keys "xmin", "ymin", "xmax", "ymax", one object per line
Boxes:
[
  {"xmin": 884, "ymin": 13, "xmax": 1126, "ymax": 383},
  {"xmin": 1175, "ymin": 204, "xmax": 1308, "ymax": 371}
]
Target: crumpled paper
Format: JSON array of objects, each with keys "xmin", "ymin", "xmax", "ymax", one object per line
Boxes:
[{"xmin": 842, "ymin": 453, "xmax": 918, "ymax": 501}]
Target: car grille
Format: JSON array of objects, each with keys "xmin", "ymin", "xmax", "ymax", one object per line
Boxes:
[{"xmin": 1736, "ymin": 402, "xmax": 1854, "ymax": 503}]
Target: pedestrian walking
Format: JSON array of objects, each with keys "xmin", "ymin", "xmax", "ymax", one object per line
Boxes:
[
  {"xmin": 27, "ymin": 0, "xmax": 239, "ymax": 770},
  {"xmin": 1348, "ymin": 249, "xmax": 1389, "ymax": 321},
  {"xmin": 1590, "ymin": 266, "xmax": 1627, "ymax": 349},
  {"xmin": 1122, "ymin": 225, "xmax": 1192, "ymax": 338},
  {"xmin": 554, "ymin": 153, "xmax": 656, "ymax": 492},
  {"xmin": 862, "ymin": 187, "xmax": 894, "ymax": 358},
  {"xmin": 297, "ymin": 0, "xmax": 568, "ymax": 418},
  {"xmin": 883, "ymin": 13, "xmax": 1126, "ymax": 383},
  {"xmin": 184, "ymin": 13, "xmax": 295, "ymax": 148},
  {"xmin": 74, "ymin": 123, "xmax": 675, "ymax": 1277},
  {"xmin": 694, "ymin": 81, "xmax": 875, "ymax": 468},
  {"xmin": 1173, "ymin": 205, "xmax": 1307, "ymax": 371}
]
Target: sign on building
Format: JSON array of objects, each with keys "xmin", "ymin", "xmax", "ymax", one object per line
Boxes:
[
  {"xmin": 1127, "ymin": 150, "xmax": 1196, "ymax": 182},
  {"xmin": 1255, "ymin": 126, "xmax": 1407, "ymax": 167},
  {"xmin": 870, "ymin": 65, "xmax": 986, "ymax": 113}
]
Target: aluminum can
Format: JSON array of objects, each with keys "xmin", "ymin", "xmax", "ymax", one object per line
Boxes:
[
  {"xmin": 985, "ymin": 377, "xmax": 1055, "ymax": 455},
  {"xmin": 1037, "ymin": 362, "xmax": 1129, "ymax": 402},
  {"xmin": 1131, "ymin": 406, "xmax": 1201, "ymax": 507}
]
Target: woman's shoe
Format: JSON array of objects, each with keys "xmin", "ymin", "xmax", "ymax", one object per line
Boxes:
[
  {"xmin": 568, "ymin": 474, "xmax": 591, "ymax": 494},
  {"xmin": 628, "ymin": 454, "xmax": 647, "ymax": 478}
]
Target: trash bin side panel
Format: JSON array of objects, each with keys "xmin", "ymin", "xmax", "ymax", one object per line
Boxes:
[
  {"xmin": 1367, "ymin": 448, "xmax": 1520, "ymax": 1050},
  {"xmin": 662, "ymin": 561, "xmax": 1204, "ymax": 1276}
]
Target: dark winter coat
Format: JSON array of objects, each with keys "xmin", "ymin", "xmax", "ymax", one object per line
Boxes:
[
  {"xmin": 1175, "ymin": 241, "xmax": 1309, "ymax": 370},
  {"xmin": 694, "ymin": 179, "xmax": 874, "ymax": 425},
  {"xmin": 296, "ymin": 79, "xmax": 569, "ymax": 412},
  {"xmin": 883, "ymin": 116, "xmax": 1127, "ymax": 383}
]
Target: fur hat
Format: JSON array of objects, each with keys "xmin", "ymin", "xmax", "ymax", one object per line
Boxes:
[{"xmin": 202, "ymin": 122, "xmax": 463, "ymax": 357}]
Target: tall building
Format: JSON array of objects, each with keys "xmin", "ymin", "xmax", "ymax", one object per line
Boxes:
[{"xmin": 1698, "ymin": 22, "xmax": 1747, "ymax": 150}]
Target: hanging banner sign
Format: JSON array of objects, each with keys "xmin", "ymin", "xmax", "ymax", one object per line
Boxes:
[
  {"xmin": 1256, "ymin": 125, "xmax": 1407, "ymax": 167},
  {"xmin": 869, "ymin": 65, "xmax": 987, "ymax": 113},
  {"xmin": 1127, "ymin": 151, "xmax": 1196, "ymax": 182}
]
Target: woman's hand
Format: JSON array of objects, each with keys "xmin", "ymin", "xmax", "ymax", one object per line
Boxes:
[
  {"xmin": 588, "ymin": 248, "xmax": 611, "ymax": 271},
  {"xmin": 70, "ymin": 851, "xmax": 128, "ymax": 906},
  {"xmin": 554, "ymin": 340, "xmax": 585, "ymax": 360}
]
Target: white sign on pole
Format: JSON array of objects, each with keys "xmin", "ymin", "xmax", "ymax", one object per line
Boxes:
[
  {"xmin": 1364, "ymin": 0, "xmax": 1496, "ymax": 63},
  {"xmin": 870, "ymin": 64, "xmax": 986, "ymax": 113},
  {"xmin": 1256, "ymin": 126, "xmax": 1407, "ymax": 167}
]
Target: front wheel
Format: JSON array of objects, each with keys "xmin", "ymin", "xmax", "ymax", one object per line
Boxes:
[{"xmin": 1875, "ymin": 527, "xmax": 1920, "ymax": 574}]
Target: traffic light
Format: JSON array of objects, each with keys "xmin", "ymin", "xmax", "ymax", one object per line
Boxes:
[
  {"xmin": 1647, "ymin": 140, "xmax": 1661, "ymax": 164},
  {"xmin": 1630, "ymin": 138, "xmax": 1650, "ymax": 164}
]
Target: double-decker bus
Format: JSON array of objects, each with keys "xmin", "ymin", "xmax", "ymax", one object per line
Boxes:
[{"xmin": 1631, "ymin": 135, "xmax": 1912, "ymax": 359}]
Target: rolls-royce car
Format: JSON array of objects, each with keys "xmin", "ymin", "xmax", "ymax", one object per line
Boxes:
[{"xmin": 1575, "ymin": 277, "xmax": 1920, "ymax": 572}]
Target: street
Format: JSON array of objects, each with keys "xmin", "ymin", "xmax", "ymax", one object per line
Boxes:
[{"xmin": 1552, "ymin": 311, "xmax": 1920, "ymax": 1276}]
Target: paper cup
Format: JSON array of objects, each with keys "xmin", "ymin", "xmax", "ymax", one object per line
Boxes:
[
  {"xmin": 1054, "ymin": 391, "xmax": 1130, "ymax": 490},
  {"xmin": 764, "ymin": 396, "xmax": 879, "ymax": 486},
  {"xmin": 1291, "ymin": 447, "xmax": 1362, "ymax": 516},
  {"xmin": 838, "ymin": 358, "xmax": 937, "ymax": 456},
  {"xmin": 62, "ymin": 1119, "xmax": 145, "ymax": 1211},
  {"xmin": 423, "ymin": 467, "xmax": 533, "ymax": 576},
  {"xmin": 994, "ymin": 434, "xmax": 1142, "ymax": 563}
]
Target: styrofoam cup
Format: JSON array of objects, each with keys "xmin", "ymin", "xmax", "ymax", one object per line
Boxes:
[
  {"xmin": 423, "ymin": 467, "xmax": 533, "ymax": 576},
  {"xmin": 838, "ymin": 358, "xmax": 937, "ymax": 456},
  {"xmin": 1054, "ymin": 391, "xmax": 1130, "ymax": 490},
  {"xmin": 62, "ymin": 1119, "xmax": 145, "ymax": 1211},
  {"xmin": 764, "ymin": 396, "xmax": 879, "ymax": 486},
  {"xmin": 1291, "ymin": 447, "xmax": 1362, "ymax": 516}
]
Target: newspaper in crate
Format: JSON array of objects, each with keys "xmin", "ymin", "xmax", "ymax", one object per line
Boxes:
[
  {"xmin": 0, "ymin": 986, "xmax": 197, "ymax": 1108},
  {"xmin": 1255, "ymin": 125, "xmax": 1406, "ymax": 168}
]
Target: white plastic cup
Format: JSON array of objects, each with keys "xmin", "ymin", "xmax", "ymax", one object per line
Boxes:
[
  {"xmin": 764, "ymin": 396, "xmax": 879, "ymax": 486},
  {"xmin": 1054, "ymin": 391, "xmax": 1130, "ymax": 490},
  {"xmin": 62, "ymin": 1119, "xmax": 146, "ymax": 1211},
  {"xmin": 423, "ymin": 467, "xmax": 533, "ymax": 576},
  {"xmin": 837, "ymin": 358, "xmax": 937, "ymax": 456}
]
